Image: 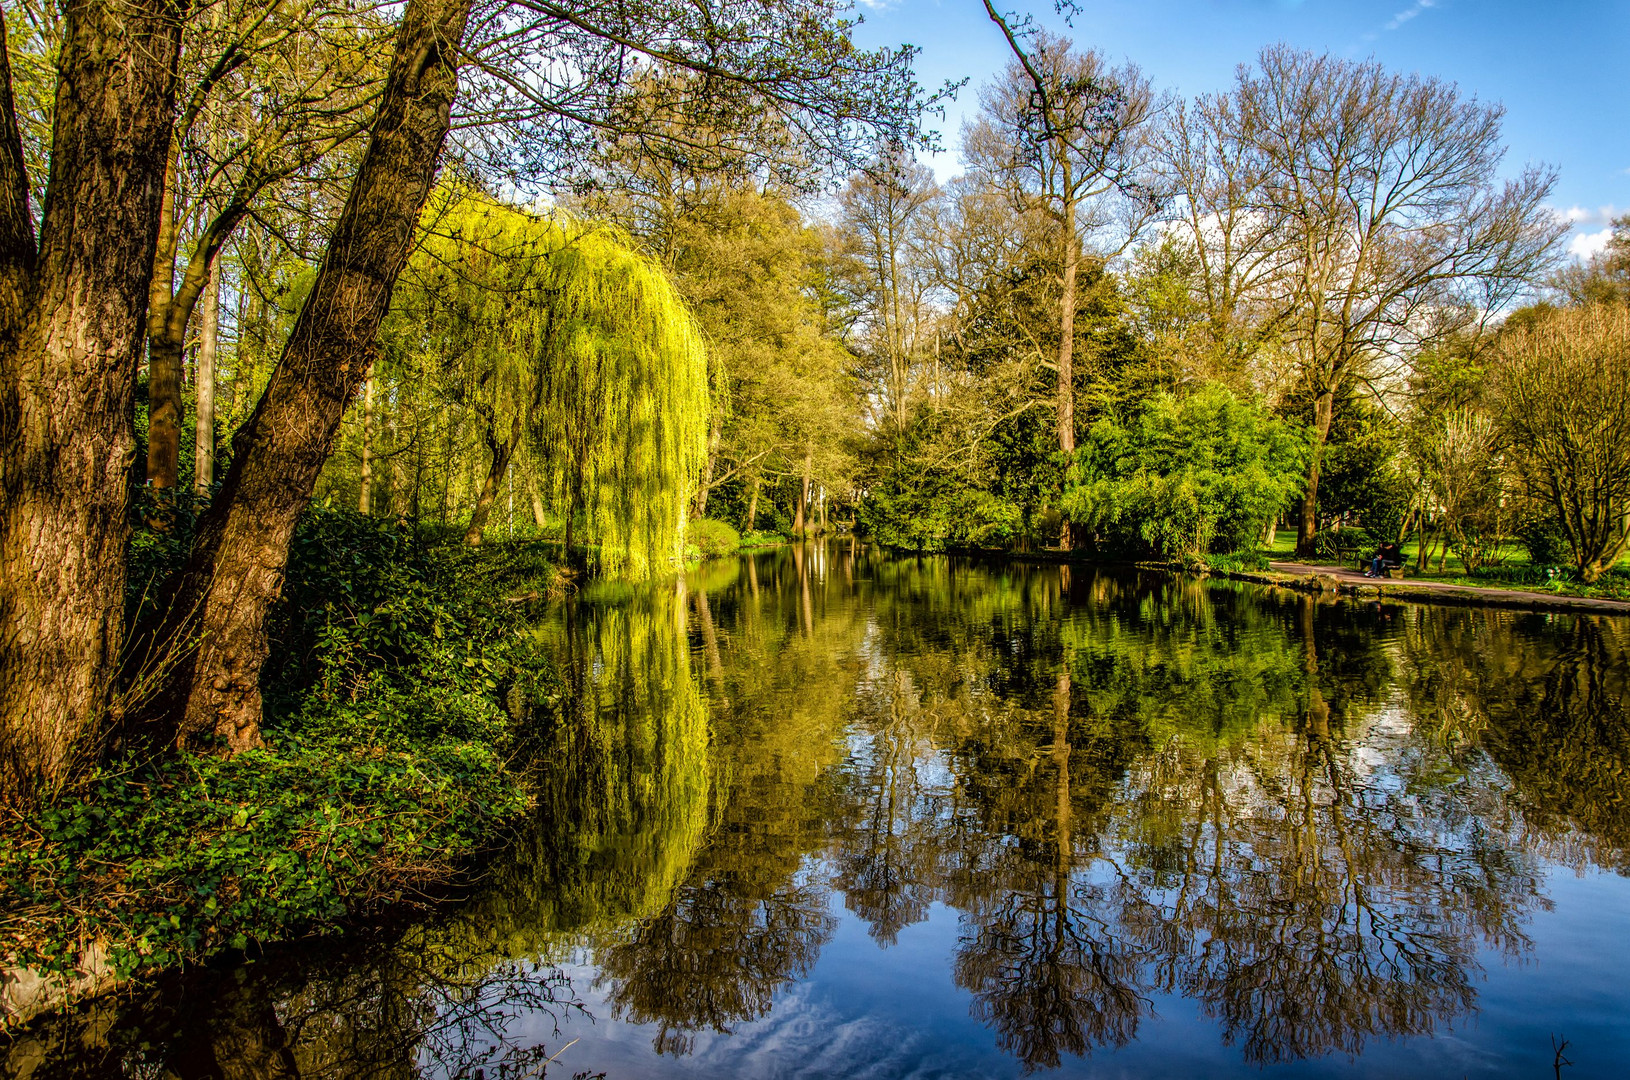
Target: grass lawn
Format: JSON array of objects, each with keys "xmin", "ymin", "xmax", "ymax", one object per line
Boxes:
[{"xmin": 1258, "ymin": 530, "xmax": 1630, "ymax": 602}]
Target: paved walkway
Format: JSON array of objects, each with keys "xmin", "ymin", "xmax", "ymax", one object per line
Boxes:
[{"xmin": 1266, "ymin": 561, "xmax": 1630, "ymax": 615}]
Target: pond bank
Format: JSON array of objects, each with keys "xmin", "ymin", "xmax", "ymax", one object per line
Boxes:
[{"xmin": 1250, "ymin": 560, "xmax": 1630, "ymax": 616}]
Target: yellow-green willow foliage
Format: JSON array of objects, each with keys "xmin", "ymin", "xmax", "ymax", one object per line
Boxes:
[
  {"xmin": 395, "ymin": 187, "xmax": 711, "ymax": 575},
  {"xmin": 406, "ymin": 586, "xmax": 713, "ymax": 971}
]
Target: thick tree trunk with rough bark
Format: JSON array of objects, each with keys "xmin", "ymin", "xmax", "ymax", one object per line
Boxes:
[
  {"xmin": 146, "ymin": 0, "xmax": 471, "ymax": 753},
  {"xmin": 0, "ymin": 1, "xmax": 185, "ymax": 804}
]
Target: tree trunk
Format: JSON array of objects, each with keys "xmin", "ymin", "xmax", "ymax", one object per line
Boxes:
[
  {"xmin": 0, "ymin": 0, "xmax": 185, "ymax": 804},
  {"xmin": 145, "ymin": 153, "xmax": 182, "ymax": 489},
  {"xmin": 194, "ymin": 265, "xmax": 219, "ymax": 494},
  {"xmin": 144, "ymin": 0, "xmax": 472, "ymax": 753},
  {"xmin": 1056, "ymin": 189, "xmax": 1078, "ymax": 550},
  {"xmin": 464, "ymin": 415, "xmax": 517, "ymax": 546},
  {"xmin": 528, "ymin": 476, "xmax": 547, "ymax": 529},
  {"xmin": 694, "ymin": 416, "xmax": 720, "ymax": 518},
  {"xmin": 746, "ymin": 473, "xmax": 760, "ymax": 531},
  {"xmin": 357, "ymin": 362, "xmax": 374, "ymax": 514},
  {"xmin": 796, "ymin": 445, "xmax": 813, "ymax": 536},
  {"xmin": 1295, "ymin": 385, "xmax": 1336, "ymax": 556}
]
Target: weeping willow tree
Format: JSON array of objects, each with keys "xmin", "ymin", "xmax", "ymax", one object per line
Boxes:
[{"xmin": 389, "ymin": 186, "xmax": 711, "ymax": 575}]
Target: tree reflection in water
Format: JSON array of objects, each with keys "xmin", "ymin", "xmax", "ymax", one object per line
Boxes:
[{"xmin": 8, "ymin": 546, "xmax": 1628, "ymax": 1076}]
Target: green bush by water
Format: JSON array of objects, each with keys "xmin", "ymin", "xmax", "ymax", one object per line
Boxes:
[{"xmin": 688, "ymin": 518, "xmax": 742, "ymax": 558}]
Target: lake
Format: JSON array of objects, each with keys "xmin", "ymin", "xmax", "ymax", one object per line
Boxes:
[{"xmin": 8, "ymin": 543, "xmax": 1629, "ymax": 1078}]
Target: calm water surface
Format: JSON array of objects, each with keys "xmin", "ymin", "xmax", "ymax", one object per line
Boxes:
[{"xmin": 9, "ymin": 544, "xmax": 1630, "ymax": 1078}]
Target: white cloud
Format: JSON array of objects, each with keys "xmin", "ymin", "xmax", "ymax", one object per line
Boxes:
[
  {"xmin": 1384, "ymin": 0, "xmax": 1437, "ymax": 32},
  {"xmin": 1553, "ymin": 204, "xmax": 1624, "ymax": 228},
  {"xmin": 1569, "ymin": 227, "xmax": 1614, "ymax": 260}
]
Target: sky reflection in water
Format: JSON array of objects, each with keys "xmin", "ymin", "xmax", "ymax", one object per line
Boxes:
[{"xmin": 11, "ymin": 543, "xmax": 1630, "ymax": 1078}]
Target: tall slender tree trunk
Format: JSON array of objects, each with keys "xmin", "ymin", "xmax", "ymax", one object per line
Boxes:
[
  {"xmin": 193, "ymin": 266, "xmax": 219, "ymax": 494},
  {"xmin": 796, "ymin": 445, "xmax": 813, "ymax": 536},
  {"xmin": 145, "ymin": 153, "xmax": 182, "ymax": 489},
  {"xmin": 144, "ymin": 0, "xmax": 472, "ymax": 752},
  {"xmin": 0, "ymin": 1, "xmax": 186, "ymax": 804},
  {"xmin": 357, "ymin": 362, "xmax": 374, "ymax": 514},
  {"xmin": 1296, "ymin": 384, "xmax": 1336, "ymax": 556},
  {"xmin": 528, "ymin": 475, "xmax": 547, "ymax": 529},
  {"xmin": 464, "ymin": 415, "xmax": 518, "ymax": 545},
  {"xmin": 1056, "ymin": 188, "xmax": 1078, "ymax": 550},
  {"xmin": 746, "ymin": 473, "xmax": 760, "ymax": 531},
  {"xmin": 694, "ymin": 416, "xmax": 720, "ymax": 517}
]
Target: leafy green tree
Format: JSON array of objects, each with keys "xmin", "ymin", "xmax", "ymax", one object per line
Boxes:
[
  {"xmin": 387, "ymin": 188, "xmax": 711, "ymax": 573},
  {"xmin": 968, "ymin": 12, "xmax": 1159, "ymax": 545},
  {"xmin": 1063, "ymin": 384, "xmax": 1307, "ymax": 556}
]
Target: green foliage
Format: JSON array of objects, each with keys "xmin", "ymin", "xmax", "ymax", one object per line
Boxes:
[
  {"xmin": 861, "ymin": 473, "xmax": 1026, "ymax": 552},
  {"xmin": 688, "ymin": 518, "xmax": 742, "ymax": 558},
  {"xmin": 1, "ymin": 741, "xmax": 527, "ymax": 979},
  {"xmin": 1204, "ymin": 550, "xmax": 1270, "ymax": 573},
  {"xmin": 1515, "ymin": 506, "xmax": 1570, "ymax": 567},
  {"xmin": 4, "ymin": 509, "xmax": 560, "ymax": 980},
  {"xmin": 1063, "ymin": 384, "xmax": 1309, "ymax": 557},
  {"xmin": 391, "ymin": 187, "xmax": 712, "ymax": 576}
]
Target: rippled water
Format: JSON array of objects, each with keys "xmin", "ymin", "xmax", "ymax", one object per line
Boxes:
[{"xmin": 9, "ymin": 544, "xmax": 1630, "ymax": 1078}]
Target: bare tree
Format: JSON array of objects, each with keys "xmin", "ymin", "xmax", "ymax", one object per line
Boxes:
[
  {"xmin": 1211, "ymin": 47, "xmax": 1562, "ymax": 555},
  {"xmin": 1495, "ymin": 304, "xmax": 1630, "ymax": 582},
  {"xmin": 970, "ymin": 7, "xmax": 1158, "ymax": 545},
  {"xmin": 835, "ymin": 151, "xmax": 939, "ymax": 434},
  {"xmin": 144, "ymin": 0, "xmax": 388, "ymax": 491}
]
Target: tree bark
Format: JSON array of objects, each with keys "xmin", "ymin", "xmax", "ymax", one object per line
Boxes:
[
  {"xmin": 357, "ymin": 362, "xmax": 374, "ymax": 514},
  {"xmin": 464, "ymin": 414, "xmax": 518, "ymax": 545},
  {"xmin": 746, "ymin": 473, "xmax": 760, "ymax": 531},
  {"xmin": 194, "ymin": 266, "xmax": 219, "ymax": 494},
  {"xmin": 694, "ymin": 416, "xmax": 720, "ymax": 517},
  {"xmin": 146, "ymin": 0, "xmax": 471, "ymax": 752},
  {"xmin": 795, "ymin": 445, "xmax": 813, "ymax": 536},
  {"xmin": 0, "ymin": 0, "xmax": 186, "ymax": 804},
  {"xmin": 1295, "ymin": 384, "xmax": 1336, "ymax": 556},
  {"xmin": 1056, "ymin": 189, "xmax": 1078, "ymax": 550},
  {"xmin": 145, "ymin": 154, "xmax": 182, "ymax": 488}
]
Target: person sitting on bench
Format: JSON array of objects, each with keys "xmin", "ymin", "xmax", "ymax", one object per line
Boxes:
[{"xmin": 1366, "ymin": 542, "xmax": 1403, "ymax": 578}]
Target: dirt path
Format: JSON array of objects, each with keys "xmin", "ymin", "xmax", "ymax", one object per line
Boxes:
[{"xmin": 1265, "ymin": 561, "xmax": 1630, "ymax": 616}]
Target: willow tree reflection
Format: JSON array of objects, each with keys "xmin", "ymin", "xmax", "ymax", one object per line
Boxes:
[{"xmin": 591, "ymin": 548, "xmax": 870, "ymax": 1054}]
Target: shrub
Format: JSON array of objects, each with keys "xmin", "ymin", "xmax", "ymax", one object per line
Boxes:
[
  {"xmin": 739, "ymin": 531, "xmax": 788, "ymax": 549},
  {"xmin": 1062, "ymin": 384, "xmax": 1309, "ymax": 558},
  {"xmin": 1516, "ymin": 508, "xmax": 1570, "ymax": 567},
  {"xmin": 688, "ymin": 518, "xmax": 741, "ymax": 557},
  {"xmin": 1205, "ymin": 550, "xmax": 1270, "ymax": 573}
]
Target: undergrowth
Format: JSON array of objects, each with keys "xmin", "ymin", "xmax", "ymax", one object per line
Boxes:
[{"xmin": 1, "ymin": 508, "xmax": 561, "ymax": 981}]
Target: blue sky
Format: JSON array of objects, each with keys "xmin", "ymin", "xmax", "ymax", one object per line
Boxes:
[{"xmin": 850, "ymin": 0, "xmax": 1628, "ymax": 259}]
